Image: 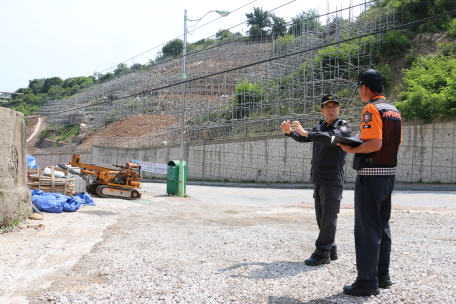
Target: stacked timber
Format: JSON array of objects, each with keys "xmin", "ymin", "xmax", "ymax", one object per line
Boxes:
[{"xmin": 27, "ymin": 166, "xmax": 76, "ymax": 196}]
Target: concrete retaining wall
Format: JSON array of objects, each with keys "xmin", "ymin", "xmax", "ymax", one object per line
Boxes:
[
  {"xmin": 33, "ymin": 117, "xmax": 456, "ymax": 184},
  {"xmin": 0, "ymin": 108, "xmax": 31, "ymax": 226}
]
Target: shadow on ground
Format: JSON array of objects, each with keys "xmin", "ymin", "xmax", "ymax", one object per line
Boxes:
[
  {"xmin": 268, "ymin": 293, "xmax": 353, "ymax": 303},
  {"xmin": 219, "ymin": 261, "xmax": 318, "ymax": 279}
]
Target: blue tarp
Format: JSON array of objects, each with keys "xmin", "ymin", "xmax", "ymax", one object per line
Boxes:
[
  {"xmin": 27, "ymin": 154, "xmax": 38, "ymax": 169},
  {"xmin": 76, "ymin": 192, "xmax": 95, "ymax": 206},
  {"xmin": 31, "ymin": 190, "xmax": 96, "ymax": 213}
]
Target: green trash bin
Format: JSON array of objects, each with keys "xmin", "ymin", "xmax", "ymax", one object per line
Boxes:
[{"xmin": 167, "ymin": 160, "xmax": 187, "ymax": 195}]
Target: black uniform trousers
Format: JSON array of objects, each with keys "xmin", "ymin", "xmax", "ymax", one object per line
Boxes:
[
  {"xmin": 354, "ymin": 175, "xmax": 395, "ymax": 289},
  {"xmin": 313, "ymin": 184, "xmax": 342, "ymax": 258}
]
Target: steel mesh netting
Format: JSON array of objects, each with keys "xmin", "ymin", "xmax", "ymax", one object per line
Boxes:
[{"xmin": 38, "ymin": 1, "xmax": 398, "ymax": 148}]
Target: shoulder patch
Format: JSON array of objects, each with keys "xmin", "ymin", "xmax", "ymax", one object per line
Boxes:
[
  {"xmin": 363, "ymin": 111, "xmax": 372, "ymax": 124},
  {"xmin": 341, "ymin": 126, "xmax": 348, "ymax": 132}
]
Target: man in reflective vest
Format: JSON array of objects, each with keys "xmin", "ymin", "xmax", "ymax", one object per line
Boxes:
[{"xmin": 338, "ymin": 69, "xmax": 402, "ymax": 296}]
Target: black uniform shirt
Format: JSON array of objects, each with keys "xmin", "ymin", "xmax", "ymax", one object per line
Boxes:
[{"xmin": 285, "ymin": 118, "xmax": 352, "ymax": 186}]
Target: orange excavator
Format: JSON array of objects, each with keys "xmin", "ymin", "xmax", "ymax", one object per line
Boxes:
[{"xmin": 57, "ymin": 154, "xmax": 142, "ymax": 199}]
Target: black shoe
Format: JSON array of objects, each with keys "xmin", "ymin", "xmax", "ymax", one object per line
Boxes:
[
  {"xmin": 305, "ymin": 254, "xmax": 330, "ymax": 266},
  {"xmin": 343, "ymin": 284, "xmax": 380, "ymax": 297},
  {"xmin": 378, "ymin": 274, "xmax": 393, "ymax": 289},
  {"xmin": 330, "ymin": 246, "xmax": 338, "ymax": 261}
]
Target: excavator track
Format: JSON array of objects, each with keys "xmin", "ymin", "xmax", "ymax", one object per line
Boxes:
[
  {"xmin": 86, "ymin": 183, "xmax": 99, "ymax": 196},
  {"xmin": 95, "ymin": 185, "xmax": 141, "ymax": 200}
]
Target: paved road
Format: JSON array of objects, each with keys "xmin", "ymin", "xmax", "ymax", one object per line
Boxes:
[{"xmin": 141, "ymin": 182, "xmax": 456, "ymax": 209}]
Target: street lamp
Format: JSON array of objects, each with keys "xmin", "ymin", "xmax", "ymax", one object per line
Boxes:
[{"xmin": 178, "ymin": 9, "xmax": 230, "ymax": 196}]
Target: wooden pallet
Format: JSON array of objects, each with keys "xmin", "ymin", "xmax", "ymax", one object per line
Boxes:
[{"xmin": 27, "ymin": 166, "xmax": 76, "ymax": 196}]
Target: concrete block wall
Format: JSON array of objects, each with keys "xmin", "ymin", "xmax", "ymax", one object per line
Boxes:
[
  {"xmin": 33, "ymin": 152, "xmax": 92, "ymax": 169},
  {"xmin": 33, "ymin": 117, "xmax": 456, "ymax": 184},
  {"xmin": 0, "ymin": 108, "xmax": 31, "ymax": 226}
]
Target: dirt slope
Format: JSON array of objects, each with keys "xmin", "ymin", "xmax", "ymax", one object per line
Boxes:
[{"xmin": 27, "ymin": 114, "xmax": 178, "ymax": 153}]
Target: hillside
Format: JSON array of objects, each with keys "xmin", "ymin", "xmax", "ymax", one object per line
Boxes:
[
  {"xmin": 27, "ymin": 113, "xmax": 179, "ymax": 154},
  {"xmin": 26, "ymin": 30, "xmax": 456, "ymax": 153},
  {"xmin": 381, "ymin": 32, "xmax": 456, "ymax": 102},
  {"xmin": 18, "ymin": 0, "xmax": 456, "ymax": 151}
]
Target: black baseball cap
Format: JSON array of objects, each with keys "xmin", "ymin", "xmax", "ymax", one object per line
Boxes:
[
  {"xmin": 321, "ymin": 94, "xmax": 339, "ymax": 106},
  {"xmin": 352, "ymin": 69, "xmax": 383, "ymax": 87}
]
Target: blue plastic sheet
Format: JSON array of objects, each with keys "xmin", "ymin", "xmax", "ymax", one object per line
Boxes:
[
  {"xmin": 27, "ymin": 154, "xmax": 38, "ymax": 169},
  {"xmin": 76, "ymin": 192, "xmax": 96, "ymax": 206},
  {"xmin": 31, "ymin": 190, "xmax": 95, "ymax": 213}
]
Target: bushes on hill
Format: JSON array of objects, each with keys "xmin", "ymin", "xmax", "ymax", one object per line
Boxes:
[
  {"xmin": 399, "ymin": 0, "xmax": 454, "ymax": 33},
  {"xmin": 448, "ymin": 19, "xmax": 456, "ymax": 37},
  {"xmin": 380, "ymin": 30, "xmax": 411, "ymax": 57},
  {"xmin": 233, "ymin": 80, "xmax": 264, "ymax": 119},
  {"xmin": 395, "ymin": 53, "xmax": 456, "ymax": 121}
]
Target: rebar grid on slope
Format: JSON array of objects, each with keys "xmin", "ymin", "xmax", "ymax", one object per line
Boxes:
[{"xmin": 39, "ymin": 1, "xmax": 402, "ymax": 148}]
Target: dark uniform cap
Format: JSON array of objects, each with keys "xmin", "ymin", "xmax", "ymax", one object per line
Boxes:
[
  {"xmin": 352, "ymin": 68, "xmax": 383, "ymax": 87},
  {"xmin": 321, "ymin": 94, "xmax": 339, "ymax": 106}
]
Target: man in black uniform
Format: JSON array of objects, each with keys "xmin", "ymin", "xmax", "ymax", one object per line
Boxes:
[
  {"xmin": 338, "ymin": 69, "xmax": 402, "ymax": 296},
  {"xmin": 281, "ymin": 94, "xmax": 351, "ymax": 266}
]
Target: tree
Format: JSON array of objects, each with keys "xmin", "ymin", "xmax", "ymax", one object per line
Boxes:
[
  {"xmin": 42, "ymin": 77, "xmax": 63, "ymax": 94},
  {"xmin": 28, "ymin": 79, "xmax": 44, "ymax": 95},
  {"xmin": 130, "ymin": 63, "xmax": 143, "ymax": 71},
  {"xmin": 62, "ymin": 76, "xmax": 94, "ymax": 90},
  {"xmin": 99, "ymin": 72, "xmax": 115, "ymax": 82},
  {"xmin": 288, "ymin": 9, "xmax": 321, "ymax": 35},
  {"xmin": 381, "ymin": 30, "xmax": 410, "ymax": 57},
  {"xmin": 114, "ymin": 63, "xmax": 130, "ymax": 76},
  {"xmin": 47, "ymin": 85, "xmax": 65, "ymax": 97},
  {"xmin": 216, "ymin": 29, "xmax": 232, "ymax": 40},
  {"xmin": 162, "ymin": 39, "xmax": 184, "ymax": 58},
  {"xmin": 398, "ymin": 0, "xmax": 454, "ymax": 33},
  {"xmin": 62, "ymin": 78, "xmax": 78, "ymax": 89},
  {"xmin": 147, "ymin": 59, "xmax": 156, "ymax": 67},
  {"xmin": 270, "ymin": 13, "xmax": 287, "ymax": 36},
  {"xmin": 155, "ymin": 51, "xmax": 164, "ymax": 62},
  {"xmin": 246, "ymin": 7, "xmax": 271, "ymax": 37}
]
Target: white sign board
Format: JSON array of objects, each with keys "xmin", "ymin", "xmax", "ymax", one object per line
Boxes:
[{"xmin": 132, "ymin": 160, "xmax": 167, "ymax": 174}]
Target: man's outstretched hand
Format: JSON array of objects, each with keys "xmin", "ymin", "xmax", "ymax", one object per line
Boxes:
[{"xmin": 281, "ymin": 120, "xmax": 292, "ymax": 134}]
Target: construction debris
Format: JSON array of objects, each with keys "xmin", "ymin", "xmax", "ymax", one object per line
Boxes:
[
  {"xmin": 28, "ymin": 166, "xmax": 75, "ymax": 196},
  {"xmin": 29, "ymin": 213, "xmax": 44, "ymax": 220}
]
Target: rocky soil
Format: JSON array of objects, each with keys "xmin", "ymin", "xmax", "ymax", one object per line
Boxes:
[{"xmin": 1, "ymin": 191, "xmax": 455, "ymax": 304}]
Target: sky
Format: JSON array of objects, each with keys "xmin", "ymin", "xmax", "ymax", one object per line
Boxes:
[{"xmin": 0, "ymin": 0, "xmax": 367, "ymax": 92}]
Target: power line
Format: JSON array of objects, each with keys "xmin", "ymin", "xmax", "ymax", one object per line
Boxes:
[
  {"xmin": 99, "ymin": 0, "xmax": 258, "ymax": 74},
  {"xmin": 45, "ymin": 8, "xmax": 456, "ymax": 116},
  {"xmin": 99, "ymin": 0, "xmax": 374, "ymax": 76}
]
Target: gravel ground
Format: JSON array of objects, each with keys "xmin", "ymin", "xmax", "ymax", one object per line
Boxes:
[{"xmin": 1, "ymin": 192, "xmax": 455, "ymax": 304}]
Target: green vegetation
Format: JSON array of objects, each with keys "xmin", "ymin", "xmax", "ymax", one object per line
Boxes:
[
  {"xmin": 162, "ymin": 39, "xmax": 184, "ymax": 58},
  {"xmin": 398, "ymin": 0, "xmax": 455, "ymax": 33},
  {"xmin": 246, "ymin": 7, "xmax": 272, "ymax": 37},
  {"xmin": 56, "ymin": 125, "xmax": 80, "ymax": 142},
  {"xmin": 1, "ymin": 219, "xmax": 21, "ymax": 232},
  {"xmin": 233, "ymin": 80, "xmax": 264, "ymax": 119},
  {"xmin": 395, "ymin": 53, "xmax": 456, "ymax": 121},
  {"xmin": 216, "ymin": 29, "xmax": 233, "ymax": 40},
  {"xmin": 4, "ymin": 0, "xmax": 456, "ymax": 126},
  {"xmin": 287, "ymin": 9, "xmax": 321, "ymax": 35},
  {"xmin": 40, "ymin": 124, "xmax": 80, "ymax": 143},
  {"xmin": 381, "ymin": 30, "xmax": 411, "ymax": 57},
  {"xmin": 448, "ymin": 19, "xmax": 456, "ymax": 37},
  {"xmin": 40, "ymin": 126, "xmax": 48, "ymax": 137}
]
